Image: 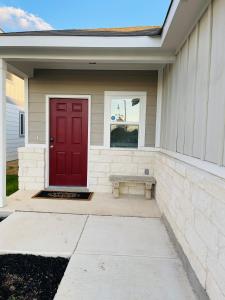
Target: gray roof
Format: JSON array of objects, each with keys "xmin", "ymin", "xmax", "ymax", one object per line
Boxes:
[{"xmin": 0, "ymin": 26, "xmax": 161, "ymax": 37}]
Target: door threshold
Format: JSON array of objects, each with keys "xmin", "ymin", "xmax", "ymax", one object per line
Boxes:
[{"xmin": 46, "ymin": 186, "xmax": 89, "ymax": 192}]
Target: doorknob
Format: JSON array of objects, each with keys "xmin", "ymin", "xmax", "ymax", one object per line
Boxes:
[
  {"xmin": 50, "ymin": 137, "xmax": 54, "ymax": 142},
  {"xmin": 50, "ymin": 145, "xmax": 54, "ymax": 149}
]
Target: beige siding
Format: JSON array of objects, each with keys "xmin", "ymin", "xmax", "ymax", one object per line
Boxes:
[
  {"xmin": 28, "ymin": 69, "xmax": 157, "ymax": 146},
  {"xmin": 161, "ymin": 0, "xmax": 225, "ymax": 167}
]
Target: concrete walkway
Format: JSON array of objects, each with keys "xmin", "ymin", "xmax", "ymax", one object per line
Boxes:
[{"xmin": 0, "ymin": 212, "xmax": 198, "ymax": 299}]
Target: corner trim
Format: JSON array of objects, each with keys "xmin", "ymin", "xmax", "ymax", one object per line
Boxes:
[
  {"xmin": 155, "ymin": 69, "xmax": 163, "ymax": 147},
  {"xmin": 160, "ymin": 148, "xmax": 225, "ymax": 181}
]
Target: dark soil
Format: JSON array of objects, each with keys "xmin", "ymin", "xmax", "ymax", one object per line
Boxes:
[{"xmin": 0, "ymin": 254, "xmax": 68, "ymax": 300}]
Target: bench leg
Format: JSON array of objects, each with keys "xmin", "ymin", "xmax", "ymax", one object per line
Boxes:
[
  {"xmin": 112, "ymin": 182, "xmax": 120, "ymax": 198},
  {"xmin": 145, "ymin": 183, "xmax": 152, "ymax": 200}
]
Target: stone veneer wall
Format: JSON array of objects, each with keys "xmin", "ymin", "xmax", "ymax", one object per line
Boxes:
[
  {"xmin": 18, "ymin": 147, "xmax": 155, "ymax": 194},
  {"xmin": 154, "ymin": 152, "xmax": 225, "ymax": 300},
  {"xmin": 88, "ymin": 149, "xmax": 155, "ymax": 193},
  {"xmin": 18, "ymin": 147, "xmax": 45, "ymax": 190}
]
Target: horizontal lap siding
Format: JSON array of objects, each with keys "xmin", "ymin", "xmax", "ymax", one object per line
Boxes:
[
  {"xmin": 6, "ymin": 103, "xmax": 24, "ymax": 161},
  {"xmin": 28, "ymin": 70, "xmax": 157, "ymax": 146},
  {"xmin": 161, "ymin": 0, "xmax": 225, "ymax": 167}
]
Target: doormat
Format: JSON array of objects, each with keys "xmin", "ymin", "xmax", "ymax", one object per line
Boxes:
[{"xmin": 32, "ymin": 190, "xmax": 93, "ymax": 200}]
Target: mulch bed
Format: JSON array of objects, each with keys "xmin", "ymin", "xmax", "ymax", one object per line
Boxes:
[
  {"xmin": 0, "ymin": 254, "xmax": 68, "ymax": 300},
  {"xmin": 6, "ymin": 160, "xmax": 18, "ymax": 176}
]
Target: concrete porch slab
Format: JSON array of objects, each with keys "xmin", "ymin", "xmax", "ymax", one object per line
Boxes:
[
  {"xmin": 76, "ymin": 216, "xmax": 177, "ymax": 258},
  {"xmin": 1, "ymin": 190, "xmax": 161, "ymax": 218},
  {"xmin": 55, "ymin": 254, "xmax": 197, "ymax": 300},
  {"xmin": 0, "ymin": 212, "xmax": 87, "ymax": 257}
]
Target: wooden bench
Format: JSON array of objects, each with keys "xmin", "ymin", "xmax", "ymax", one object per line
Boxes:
[{"xmin": 109, "ymin": 175, "xmax": 156, "ymax": 199}]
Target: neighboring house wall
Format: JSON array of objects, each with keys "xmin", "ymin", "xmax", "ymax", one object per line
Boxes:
[
  {"xmin": 6, "ymin": 73, "xmax": 24, "ymax": 107},
  {"xmin": 157, "ymin": 1, "xmax": 225, "ymax": 299},
  {"xmin": 28, "ymin": 69, "xmax": 157, "ymax": 146},
  {"xmin": 6, "ymin": 73, "xmax": 25, "ymax": 161},
  {"xmin": 6, "ymin": 102, "xmax": 24, "ymax": 161}
]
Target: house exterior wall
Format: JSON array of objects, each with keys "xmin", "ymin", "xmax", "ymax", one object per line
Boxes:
[
  {"xmin": 155, "ymin": 152, "xmax": 225, "ymax": 300},
  {"xmin": 20, "ymin": 69, "xmax": 157, "ymax": 193},
  {"xmin": 88, "ymin": 149, "xmax": 155, "ymax": 193},
  {"xmin": 28, "ymin": 69, "xmax": 157, "ymax": 146},
  {"xmin": 158, "ymin": 1, "xmax": 225, "ymax": 299},
  {"xmin": 161, "ymin": 0, "xmax": 225, "ymax": 167},
  {"xmin": 18, "ymin": 147, "xmax": 155, "ymax": 194},
  {"xmin": 6, "ymin": 103, "xmax": 24, "ymax": 161}
]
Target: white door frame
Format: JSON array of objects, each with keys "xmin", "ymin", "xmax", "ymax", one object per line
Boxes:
[{"xmin": 45, "ymin": 94, "xmax": 91, "ymax": 188}]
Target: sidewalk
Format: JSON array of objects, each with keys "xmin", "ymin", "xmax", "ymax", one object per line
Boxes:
[{"xmin": 0, "ymin": 212, "xmax": 197, "ymax": 299}]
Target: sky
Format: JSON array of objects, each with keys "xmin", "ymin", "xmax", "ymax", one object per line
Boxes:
[{"xmin": 0, "ymin": 0, "xmax": 171, "ymax": 32}]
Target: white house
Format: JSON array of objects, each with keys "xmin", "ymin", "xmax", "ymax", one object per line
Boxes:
[
  {"xmin": 0, "ymin": 0, "xmax": 225, "ymax": 299},
  {"xmin": 0, "ymin": 28, "xmax": 24, "ymax": 162},
  {"xmin": 6, "ymin": 72, "xmax": 25, "ymax": 162}
]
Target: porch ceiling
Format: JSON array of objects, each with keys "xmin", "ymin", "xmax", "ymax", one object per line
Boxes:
[
  {"xmin": 4, "ymin": 47, "xmax": 175, "ymax": 77},
  {"xmin": 8, "ymin": 61, "xmax": 164, "ymax": 75}
]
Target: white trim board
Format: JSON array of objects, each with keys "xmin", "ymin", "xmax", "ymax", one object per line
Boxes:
[
  {"xmin": 45, "ymin": 94, "xmax": 91, "ymax": 189},
  {"xmin": 104, "ymin": 91, "xmax": 147, "ymax": 149},
  {"xmin": 0, "ymin": 36, "xmax": 161, "ymax": 49},
  {"xmin": 0, "ymin": 59, "xmax": 7, "ymax": 207},
  {"xmin": 24, "ymin": 77, "xmax": 29, "ymax": 146},
  {"xmin": 155, "ymin": 69, "xmax": 163, "ymax": 148},
  {"xmin": 160, "ymin": 148, "xmax": 225, "ymax": 181},
  {"xmin": 89, "ymin": 146, "xmax": 157, "ymax": 152}
]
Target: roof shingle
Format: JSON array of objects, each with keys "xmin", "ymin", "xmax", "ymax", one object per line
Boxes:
[{"xmin": 0, "ymin": 26, "xmax": 161, "ymax": 37}]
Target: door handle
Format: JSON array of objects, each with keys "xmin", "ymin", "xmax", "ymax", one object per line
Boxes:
[{"xmin": 50, "ymin": 145, "xmax": 54, "ymax": 149}]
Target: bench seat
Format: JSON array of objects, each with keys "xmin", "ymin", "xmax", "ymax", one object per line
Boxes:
[{"xmin": 109, "ymin": 175, "xmax": 156, "ymax": 199}]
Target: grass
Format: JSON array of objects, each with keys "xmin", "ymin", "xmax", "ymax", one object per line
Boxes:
[{"xmin": 6, "ymin": 175, "xmax": 18, "ymax": 196}]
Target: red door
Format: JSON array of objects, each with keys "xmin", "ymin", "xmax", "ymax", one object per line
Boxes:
[{"xmin": 49, "ymin": 98, "xmax": 88, "ymax": 186}]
